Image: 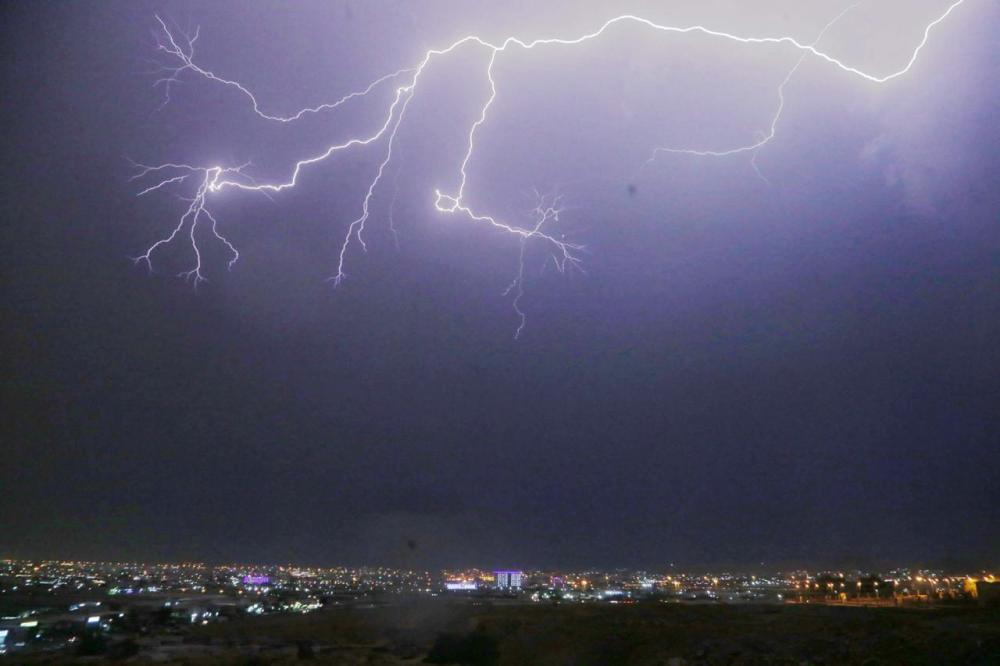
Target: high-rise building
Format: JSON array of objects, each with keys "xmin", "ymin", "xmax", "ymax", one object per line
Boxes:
[{"xmin": 494, "ymin": 570, "xmax": 523, "ymax": 590}]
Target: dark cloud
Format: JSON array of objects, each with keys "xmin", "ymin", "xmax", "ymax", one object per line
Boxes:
[{"xmin": 1, "ymin": 0, "xmax": 997, "ymax": 569}]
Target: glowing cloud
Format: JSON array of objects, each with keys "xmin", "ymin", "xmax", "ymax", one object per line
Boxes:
[{"xmin": 133, "ymin": 0, "xmax": 968, "ymax": 334}]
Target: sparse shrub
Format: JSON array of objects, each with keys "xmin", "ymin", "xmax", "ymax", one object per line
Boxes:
[
  {"xmin": 424, "ymin": 629, "xmax": 499, "ymax": 665},
  {"xmin": 76, "ymin": 630, "xmax": 108, "ymax": 656}
]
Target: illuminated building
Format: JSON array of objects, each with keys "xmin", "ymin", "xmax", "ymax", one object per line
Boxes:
[
  {"xmin": 494, "ymin": 570, "xmax": 522, "ymax": 590},
  {"xmin": 242, "ymin": 575, "xmax": 269, "ymax": 585}
]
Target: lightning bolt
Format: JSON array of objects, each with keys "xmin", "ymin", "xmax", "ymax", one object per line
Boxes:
[
  {"xmin": 503, "ymin": 191, "xmax": 573, "ymax": 340},
  {"xmin": 133, "ymin": 0, "xmax": 968, "ymax": 332}
]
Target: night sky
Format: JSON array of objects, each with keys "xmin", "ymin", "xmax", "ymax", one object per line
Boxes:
[{"xmin": 1, "ymin": 1, "xmax": 997, "ymax": 570}]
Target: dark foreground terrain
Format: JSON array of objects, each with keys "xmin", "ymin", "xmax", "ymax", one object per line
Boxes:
[{"xmin": 5, "ymin": 601, "xmax": 999, "ymax": 664}]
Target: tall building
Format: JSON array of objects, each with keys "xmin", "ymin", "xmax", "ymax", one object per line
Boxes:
[{"xmin": 494, "ymin": 570, "xmax": 523, "ymax": 590}]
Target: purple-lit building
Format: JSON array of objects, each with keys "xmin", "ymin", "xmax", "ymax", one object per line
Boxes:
[
  {"xmin": 494, "ymin": 570, "xmax": 523, "ymax": 590},
  {"xmin": 242, "ymin": 574, "xmax": 269, "ymax": 586}
]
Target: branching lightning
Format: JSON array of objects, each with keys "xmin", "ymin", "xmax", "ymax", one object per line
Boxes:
[
  {"xmin": 504, "ymin": 191, "xmax": 571, "ymax": 339},
  {"xmin": 133, "ymin": 0, "xmax": 968, "ymax": 331}
]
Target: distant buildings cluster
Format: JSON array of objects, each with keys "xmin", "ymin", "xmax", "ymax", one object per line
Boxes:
[{"xmin": 0, "ymin": 558, "xmax": 996, "ymax": 657}]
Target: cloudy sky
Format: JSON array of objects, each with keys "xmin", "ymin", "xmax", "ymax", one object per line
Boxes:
[{"xmin": 1, "ymin": 0, "xmax": 997, "ymax": 569}]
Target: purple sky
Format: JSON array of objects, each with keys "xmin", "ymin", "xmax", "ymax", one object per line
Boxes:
[{"xmin": 1, "ymin": 0, "xmax": 997, "ymax": 569}]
